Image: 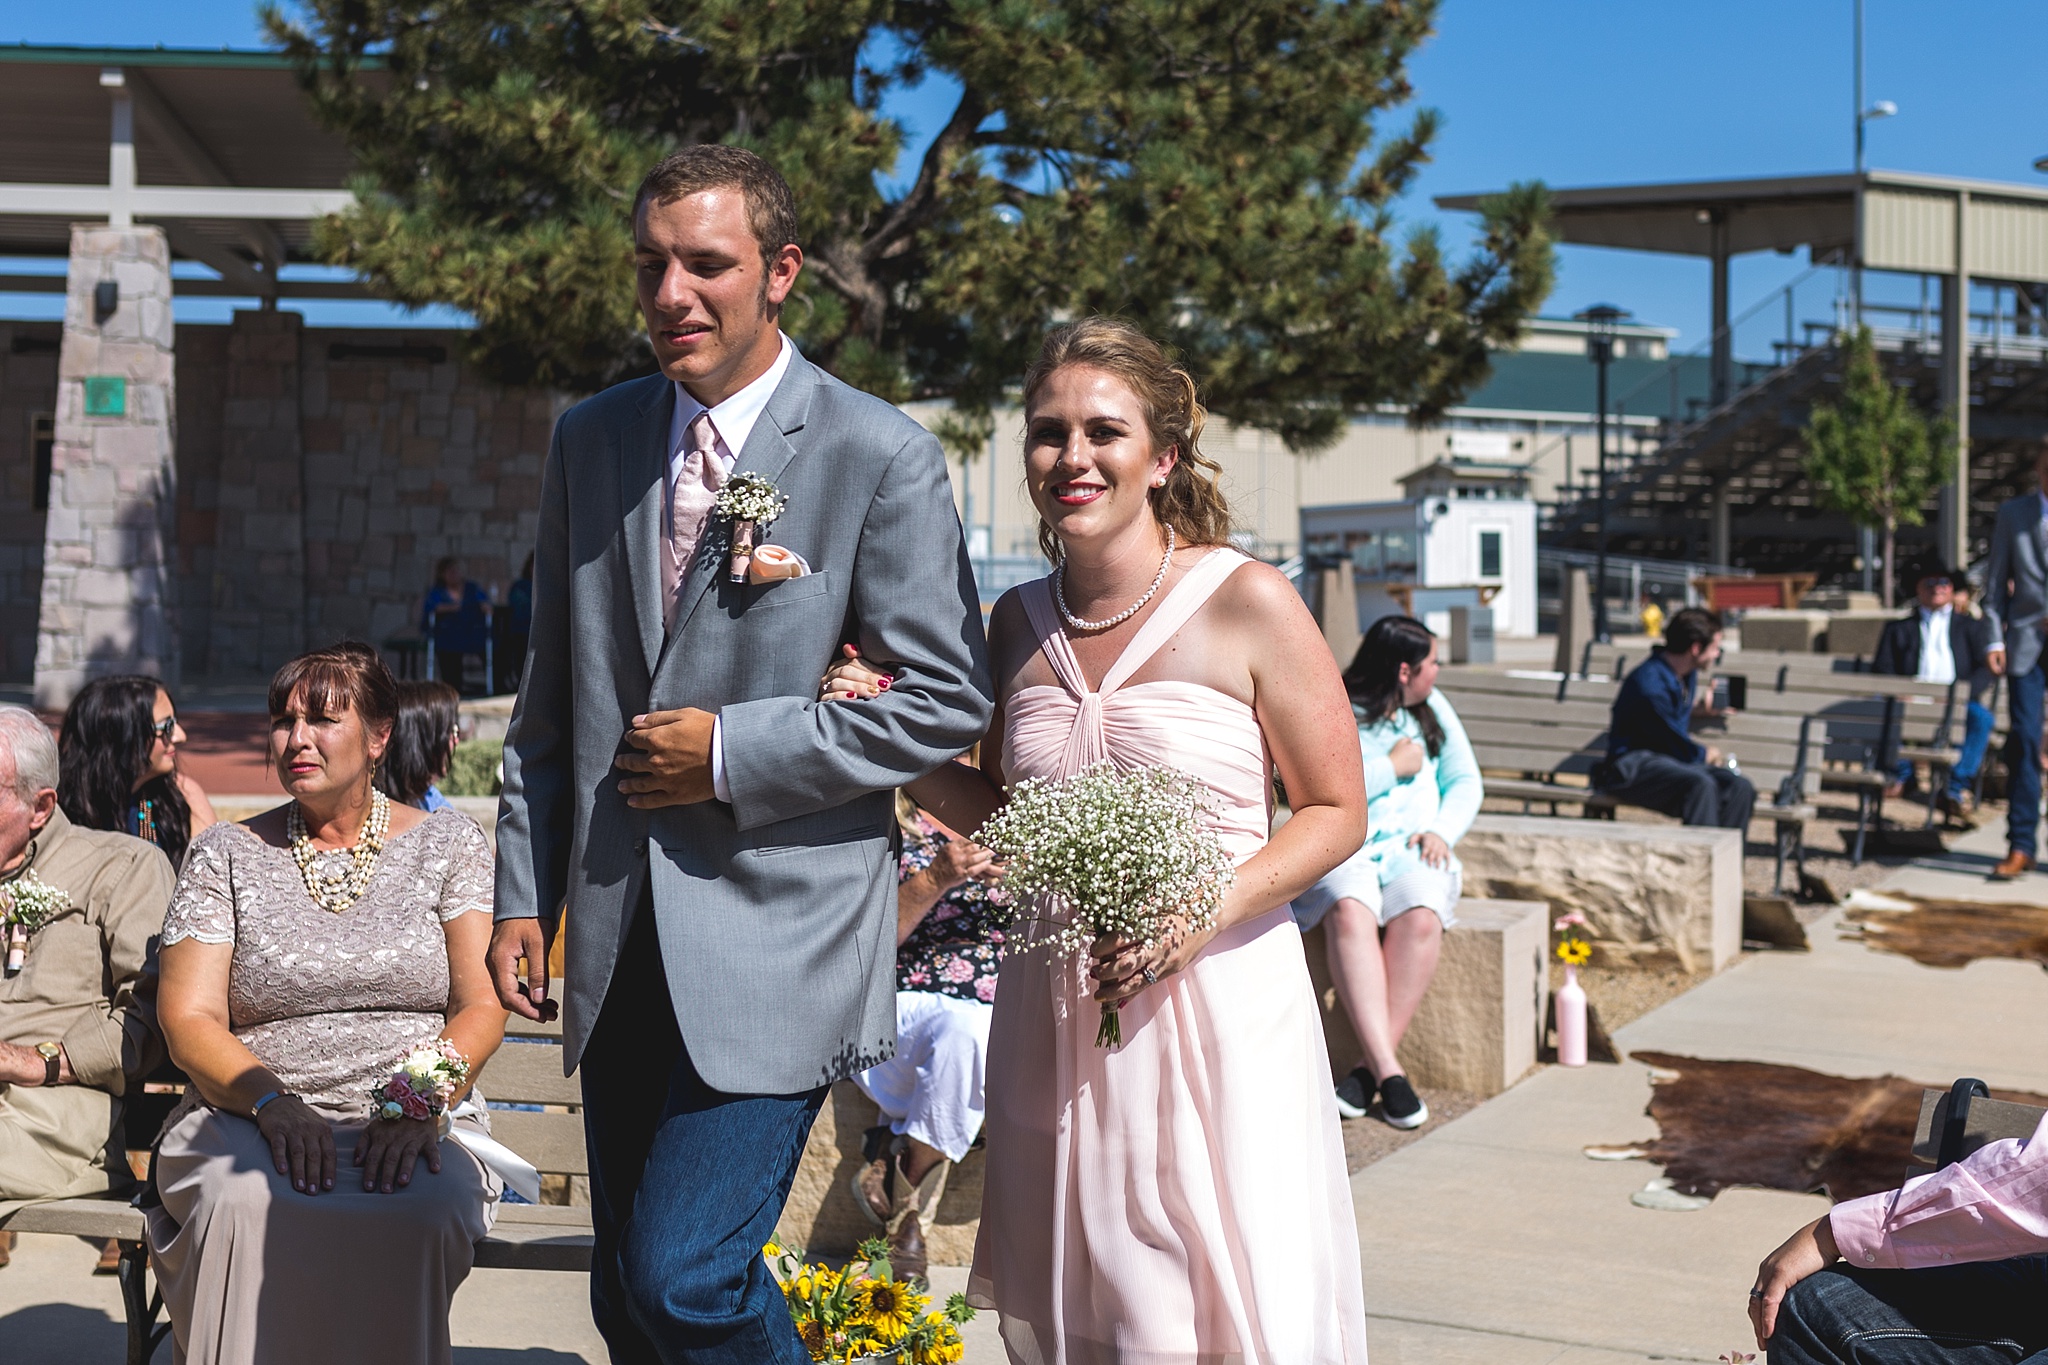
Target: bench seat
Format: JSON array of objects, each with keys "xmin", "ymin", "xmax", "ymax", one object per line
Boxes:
[{"xmin": 1, "ymin": 1195, "xmax": 595, "ymax": 1274}]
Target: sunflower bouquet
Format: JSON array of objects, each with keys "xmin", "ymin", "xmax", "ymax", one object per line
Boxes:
[
  {"xmin": 767, "ymin": 1239, "xmax": 973, "ymax": 1364},
  {"xmin": 972, "ymin": 761, "xmax": 1236, "ymax": 1047}
]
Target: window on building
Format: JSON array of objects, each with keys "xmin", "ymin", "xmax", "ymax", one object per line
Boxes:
[
  {"xmin": 31, "ymin": 413, "xmax": 53, "ymax": 512},
  {"xmin": 1477, "ymin": 529, "xmax": 1503, "ymax": 579}
]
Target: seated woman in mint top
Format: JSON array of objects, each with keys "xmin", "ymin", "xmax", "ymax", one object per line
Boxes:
[{"xmin": 1292, "ymin": 615, "xmax": 1481, "ymax": 1131}]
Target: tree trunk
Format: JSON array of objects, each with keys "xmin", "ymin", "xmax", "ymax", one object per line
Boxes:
[{"xmin": 1882, "ymin": 515, "xmax": 1897, "ymax": 611}]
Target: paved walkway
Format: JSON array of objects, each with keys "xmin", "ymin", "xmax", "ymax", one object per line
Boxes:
[
  {"xmin": 1353, "ymin": 817, "xmax": 2048, "ymax": 1364},
  {"xmin": 6, "ymin": 821, "xmax": 2042, "ymax": 1362}
]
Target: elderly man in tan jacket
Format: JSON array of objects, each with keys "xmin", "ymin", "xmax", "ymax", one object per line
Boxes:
[{"xmin": 0, "ymin": 704, "xmax": 174, "ymax": 1261}]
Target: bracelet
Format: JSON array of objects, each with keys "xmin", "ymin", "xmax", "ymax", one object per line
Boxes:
[{"xmin": 250, "ymin": 1089, "xmax": 294, "ymax": 1120}]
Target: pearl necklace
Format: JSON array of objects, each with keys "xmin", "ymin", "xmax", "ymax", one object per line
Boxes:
[
  {"xmin": 288, "ymin": 788, "xmax": 391, "ymax": 913},
  {"xmin": 1055, "ymin": 525, "xmax": 1176, "ymax": 632}
]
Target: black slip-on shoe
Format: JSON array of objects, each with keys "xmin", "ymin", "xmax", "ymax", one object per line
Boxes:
[
  {"xmin": 1377, "ymin": 1074, "xmax": 1429, "ymax": 1130},
  {"xmin": 1333, "ymin": 1066, "xmax": 1375, "ymax": 1121}
]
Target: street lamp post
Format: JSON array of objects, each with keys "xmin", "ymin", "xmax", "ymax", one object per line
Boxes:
[{"xmin": 1578, "ymin": 304, "xmax": 1629, "ymax": 644}]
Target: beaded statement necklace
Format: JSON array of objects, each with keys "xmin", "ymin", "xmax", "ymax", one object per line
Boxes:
[
  {"xmin": 288, "ymin": 788, "xmax": 391, "ymax": 913},
  {"xmin": 1054, "ymin": 525, "xmax": 1176, "ymax": 632}
]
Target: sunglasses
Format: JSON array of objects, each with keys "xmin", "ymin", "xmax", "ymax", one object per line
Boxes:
[{"xmin": 151, "ymin": 715, "xmax": 178, "ymax": 743}]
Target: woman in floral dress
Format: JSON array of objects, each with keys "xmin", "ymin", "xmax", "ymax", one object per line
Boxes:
[{"xmin": 848, "ymin": 789, "xmax": 1008, "ymax": 1278}]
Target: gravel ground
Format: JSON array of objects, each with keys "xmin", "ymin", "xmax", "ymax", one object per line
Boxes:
[{"xmin": 1340, "ymin": 1086, "xmax": 1484, "ymax": 1174}]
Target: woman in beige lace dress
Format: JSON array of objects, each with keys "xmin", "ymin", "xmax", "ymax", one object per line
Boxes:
[{"xmin": 147, "ymin": 643, "xmax": 508, "ymax": 1365}]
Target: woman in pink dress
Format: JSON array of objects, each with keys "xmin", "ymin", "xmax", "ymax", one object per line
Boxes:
[{"xmin": 824, "ymin": 317, "xmax": 1370, "ymax": 1362}]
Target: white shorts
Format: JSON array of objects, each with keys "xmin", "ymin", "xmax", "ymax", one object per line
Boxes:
[{"xmin": 853, "ymin": 991, "xmax": 994, "ymax": 1163}]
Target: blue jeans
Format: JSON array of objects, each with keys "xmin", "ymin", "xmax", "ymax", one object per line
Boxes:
[
  {"xmin": 1893, "ymin": 701, "xmax": 1995, "ymax": 799},
  {"xmin": 2009, "ymin": 661, "xmax": 2046, "ymax": 856},
  {"xmin": 1769, "ymin": 1258, "xmax": 2048, "ymax": 1364},
  {"xmin": 580, "ymin": 903, "xmax": 828, "ymax": 1365}
]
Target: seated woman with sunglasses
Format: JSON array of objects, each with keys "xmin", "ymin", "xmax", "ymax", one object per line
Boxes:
[{"xmin": 59, "ymin": 676, "xmax": 217, "ymax": 869}]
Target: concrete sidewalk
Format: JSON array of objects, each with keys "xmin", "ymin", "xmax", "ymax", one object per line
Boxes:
[{"xmin": 1353, "ymin": 818, "xmax": 2048, "ymax": 1364}]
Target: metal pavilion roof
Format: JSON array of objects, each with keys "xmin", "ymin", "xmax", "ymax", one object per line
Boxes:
[{"xmin": 0, "ymin": 44, "xmax": 370, "ymax": 281}]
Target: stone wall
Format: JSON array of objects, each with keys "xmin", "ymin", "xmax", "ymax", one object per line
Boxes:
[
  {"xmin": 9, "ymin": 308, "xmax": 559, "ymax": 692},
  {"xmin": 34, "ymin": 226, "xmax": 180, "ymax": 706}
]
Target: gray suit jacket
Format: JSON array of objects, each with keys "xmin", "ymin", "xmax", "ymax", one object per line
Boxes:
[
  {"xmin": 1982, "ymin": 493, "xmax": 2039, "ymax": 675},
  {"xmin": 493, "ymin": 351, "xmax": 993, "ymax": 1091}
]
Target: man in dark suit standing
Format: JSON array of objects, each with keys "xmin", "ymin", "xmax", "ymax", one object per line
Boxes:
[
  {"xmin": 1871, "ymin": 561, "xmax": 2003, "ymax": 817},
  {"xmin": 1984, "ymin": 439, "xmax": 2048, "ymax": 878}
]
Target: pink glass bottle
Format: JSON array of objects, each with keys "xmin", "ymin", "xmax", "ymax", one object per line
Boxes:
[{"xmin": 1556, "ymin": 963, "xmax": 1588, "ymax": 1067}]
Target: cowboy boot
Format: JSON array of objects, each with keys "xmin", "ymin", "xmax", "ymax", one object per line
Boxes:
[
  {"xmin": 886, "ymin": 1155, "xmax": 950, "ymax": 1283},
  {"xmin": 850, "ymin": 1132, "xmax": 899, "ymax": 1228}
]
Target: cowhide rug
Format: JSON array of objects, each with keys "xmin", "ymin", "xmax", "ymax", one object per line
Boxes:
[
  {"xmin": 1592, "ymin": 1052, "xmax": 2048, "ymax": 1203},
  {"xmin": 1842, "ymin": 892, "xmax": 2048, "ymax": 970}
]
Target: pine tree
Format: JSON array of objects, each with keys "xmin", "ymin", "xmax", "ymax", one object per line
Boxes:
[
  {"xmin": 266, "ymin": 0, "xmax": 1553, "ymax": 449},
  {"xmin": 1802, "ymin": 327, "xmax": 1955, "ymax": 608}
]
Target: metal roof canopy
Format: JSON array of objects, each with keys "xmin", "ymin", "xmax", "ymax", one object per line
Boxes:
[
  {"xmin": 1435, "ymin": 169, "xmax": 2048, "ymax": 280},
  {"xmin": 1436, "ymin": 169, "xmax": 2048, "ymax": 566},
  {"xmin": 0, "ymin": 44, "xmax": 371, "ymax": 298}
]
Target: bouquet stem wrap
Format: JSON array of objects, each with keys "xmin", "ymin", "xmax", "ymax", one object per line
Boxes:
[{"xmin": 974, "ymin": 762, "xmax": 1234, "ymax": 1048}]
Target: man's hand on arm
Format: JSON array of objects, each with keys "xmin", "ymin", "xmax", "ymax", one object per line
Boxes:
[
  {"xmin": 0, "ymin": 1040, "xmax": 72, "ymax": 1086},
  {"xmin": 615, "ymin": 708, "xmax": 718, "ymax": 808},
  {"xmin": 1991, "ymin": 647, "xmax": 2008, "ymax": 676}
]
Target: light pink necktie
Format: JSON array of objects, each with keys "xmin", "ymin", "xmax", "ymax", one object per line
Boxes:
[{"xmin": 664, "ymin": 411, "xmax": 726, "ymax": 629}]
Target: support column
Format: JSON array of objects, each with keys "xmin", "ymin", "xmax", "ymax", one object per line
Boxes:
[
  {"xmin": 1710, "ymin": 211, "xmax": 1732, "ymax": 408},
  {"xmin": 33, "ymin": 224, "xmax": 179, "ymax": 707},
  {"xmin": 1710, "ymin": 486, "xmax": 1732, "ymax": 567},
  {"xmin": 1940, "ymin": 192, "xmax": 1971, "ymax": 569},
  {"xmin": 206, "ymin": 310, "xmax": 305, "ymax": 677}
]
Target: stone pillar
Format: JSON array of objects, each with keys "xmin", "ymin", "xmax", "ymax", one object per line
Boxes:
[
  {"xmin": 205, "ymin": 310, "xmax": 305, "ymax": 678},
  {"xmin": 34, "ymin": 225, "xmax": 178, "ymax": 708}
]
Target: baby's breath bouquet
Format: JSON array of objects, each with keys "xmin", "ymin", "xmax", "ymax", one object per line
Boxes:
[
  {"xmin": 974, "ymin": 761, "xmax": 1235, "ymax": 1046},
  {"xmin": 713, "ymin": 472, "xmax": 788, "ymax": 583}
]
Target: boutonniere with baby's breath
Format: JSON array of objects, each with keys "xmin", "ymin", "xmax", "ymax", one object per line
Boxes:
[
  {"xmin": 714, "ymin": 473, "xmax": 788, "ymax": 583},
  {"xmin": 973, "ymin": 761, "xmax": 1235, "ymax": 1047},
  {"xmin": 2, "ymin": 867, "xmax": 73, "ymax": 975}
]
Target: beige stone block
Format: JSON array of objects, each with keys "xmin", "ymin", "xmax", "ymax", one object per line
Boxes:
[
  {"xmin": 1824, "ymin": 611, "xmax": 1892, "ymax": 658},
  {"xmin": 1738, "ymin": 609, "xmax": 1831, "ymax": 653},
  {"xmin": 1301, "ymin": 899, "xmax": 1547, "ymax": 1096},
  {"xmin": 777, "ymin": 1082, "xmax": 985, "ymax": 1267},
  {"xmin": 1458, "ymin": 815, "xmax": 1743, "ymax": 973}
]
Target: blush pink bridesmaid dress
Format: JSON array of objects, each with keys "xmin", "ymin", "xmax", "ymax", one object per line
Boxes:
[{"xmin": 969, "ymin": 547, "xmax": 1370, "ymax": 1364}]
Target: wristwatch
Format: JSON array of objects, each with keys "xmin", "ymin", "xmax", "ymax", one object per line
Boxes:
[{"xmin": 33, "ymin": 1041, "xmax": 60, "ymax": 1086}]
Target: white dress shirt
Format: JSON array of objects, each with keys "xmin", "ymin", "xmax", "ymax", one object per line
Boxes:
[
  {"xmin": 665, "ymin": 334, "xmax": 795, "ymax": 802},
  {"xmin": 1916, "ymin": 604, "xmax": 1957, "ymax": 685}
]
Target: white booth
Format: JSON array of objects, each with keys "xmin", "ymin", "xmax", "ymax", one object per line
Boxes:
[{"xmin": 1300, "ymin": 455, "xmax": 1539, "ymax": 641}]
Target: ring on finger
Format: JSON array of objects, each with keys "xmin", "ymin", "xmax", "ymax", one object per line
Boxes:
[
  {"xmin": 1748, "ymin": 1288, "xmax": 1765, "ymax": 1300},
  {"xmin": 1141, "ymin": 966, "xmax": 1158, "ymax": 985}
]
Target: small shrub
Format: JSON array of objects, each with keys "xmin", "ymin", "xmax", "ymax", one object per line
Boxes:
[{"xmin": 444, "ymin": 739, "xmax": 504, "ymax": 797}]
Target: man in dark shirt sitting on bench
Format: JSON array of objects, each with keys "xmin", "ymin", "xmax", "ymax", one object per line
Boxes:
[{"xmin": 1593, "ymin": 606, "xmax": 1755, "ymax": 832}]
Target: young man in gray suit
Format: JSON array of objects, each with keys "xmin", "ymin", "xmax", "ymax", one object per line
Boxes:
[
  {"xmin": 1984, "ymin": 438, "xmax": 2048, "ymax": 878},
  {"xmin": 487, "ymin": 146, "xmax": 992, "ymax": 1364}
]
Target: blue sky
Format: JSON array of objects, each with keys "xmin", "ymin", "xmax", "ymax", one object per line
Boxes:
[{"xmin": 5, "ymin": 0, "xmax": 2044, "ymax": 348}]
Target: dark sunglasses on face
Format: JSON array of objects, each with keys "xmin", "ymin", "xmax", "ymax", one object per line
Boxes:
[{"xmin": 151, "ymin": 716, "xmax": 178, "ymax": 743}]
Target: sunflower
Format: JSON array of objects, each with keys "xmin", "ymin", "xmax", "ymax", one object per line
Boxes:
[
  {"xmin": 795, "ymin": 1318, "xmax": 829, "ymax": 1360},
  {"xmin": 857, "ymin": 1278, "xmax": 922, "ymax": 1343},
  {"xmin": 1556, "ymin": 937, "xmax": 1592, "ymax": 966}
]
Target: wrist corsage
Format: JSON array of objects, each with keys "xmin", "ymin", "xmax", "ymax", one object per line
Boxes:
[
  {"xmin": 370, "ymin": 1038, "xmax": 470, "ymax": 1122},
  {"xmin": 2, "ymin": 868, "xmax": 72, "ymax": 976},
  {"xmin": 712, "ymin": 473, "xmax": 788, "ymax": 584}
]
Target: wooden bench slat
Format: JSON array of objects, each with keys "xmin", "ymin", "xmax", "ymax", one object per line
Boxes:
[
  {"xmin": 483, "ymin": 1040, "xmax": 581, "ymax": 1107},
  {"xmin": 2, "ymin": 1197, "xmax": 145, "ymax": 1239},
  {"xmin": 484, "ymin": 1110, "xmax": 589, "ymax": 1176}
]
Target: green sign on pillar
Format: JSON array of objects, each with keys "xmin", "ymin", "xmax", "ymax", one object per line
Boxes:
[{"xmin": 83, "ymin": 376, "xmax": 127, "ymax": 417}]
